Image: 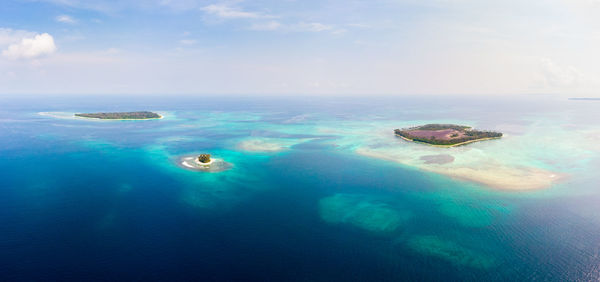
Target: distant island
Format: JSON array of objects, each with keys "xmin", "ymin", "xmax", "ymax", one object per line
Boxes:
[
  {"xmin": 394, "ymin": 124, "xmax": 502, "ymax": 147},
  {"xmin": 568, "ymin": 98, "xmax": 600, "ymax": 101},
  {"xmin": 74, "ymin": 111, "xmax": 162, "ymax": 120}
]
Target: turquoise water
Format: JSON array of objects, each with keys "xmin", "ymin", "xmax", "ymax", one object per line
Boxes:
[{"xmin": 1, "ymin": 95, "xmax": 599, "ymax": 280}]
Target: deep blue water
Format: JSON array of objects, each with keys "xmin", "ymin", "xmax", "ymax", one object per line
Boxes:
[{"xmin": 1, "ymin": 95, "xmax": 600, "ymax": 281}]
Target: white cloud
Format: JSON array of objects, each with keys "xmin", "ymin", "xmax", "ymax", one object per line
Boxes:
[
  {"xmin": 331, "ymin": 28, "xmax": 347, "ymax": 35},
  {"xmin": 347, "ymin": 23, "xmax": 371, "ymax": 29},
  {"xmin": 56, "ymin": 14, "xmax": 77, "ymax": 24},
  {"xmin": 201, "ymin": 4, "xmax": 264, "ymax": 19},
  {"xmin": 249, "ymin": 21, "xmax": 282, "ymax": 31},
  {"xmin": 179, "ymin": 39, "xmax": 197, "ymax": 45},
  {"xmin": 2, "ymin": 33, "xmax": 57, "ymax": 60},
  {"xmin": 539, "ymin": 58, "xmax": 582, "ymax": 87},
  {"xmin": 294, "ymin": 22, "xmax": 333, "ymax": 32},
  {"xmin": 105, "ymin": 48, "xmax": 120, "ymax": 54},
  {"xmin": 33, "ymin": 0, "xmax": 118, "ymax": 13},
  {"xmin": 158, "ymin": 0, "xmax": 201, "ymax": 11},
  {"xmin": 248, "ymin": 21, "xmax": 345, "ymax": 34},
  {"xmin": 32, "ymin": 0, "xmax": 204, "ymax": 13},
  {"xmin": 0, "ymin": 28, "xmax": 35, "ymax": 46}
]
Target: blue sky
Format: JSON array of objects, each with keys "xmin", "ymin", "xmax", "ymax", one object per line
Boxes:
[{"xmin": 1, "ymin": 0, "xmax": 599, "ymax": 96}]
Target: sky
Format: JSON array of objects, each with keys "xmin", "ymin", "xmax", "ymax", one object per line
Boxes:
[{"xmin": 1, "ymin": 0, "xmax": 599, "ymax": 96}]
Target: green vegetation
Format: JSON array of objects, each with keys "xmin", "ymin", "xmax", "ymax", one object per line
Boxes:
[
  {"xmin": 409, "ymin": 124, "xmax": 470, "ymax": 131},
  {"xmin": 394, "ymin": 124, "xmax": 502, "ymax": 146},
  {"xmin": 75, "ymin": 111, "xmax": 161, "ymax": 120},
  {"xmin": 198, "ymin": 154, "xmax": 211, "ymax": 163}
]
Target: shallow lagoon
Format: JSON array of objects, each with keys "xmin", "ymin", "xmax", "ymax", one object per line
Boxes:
[{"xmin": 1, "ymin": 95, "xmax": 600, "ymax": 280}]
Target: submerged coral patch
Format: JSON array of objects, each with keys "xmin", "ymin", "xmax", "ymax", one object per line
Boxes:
[
  {"xmin": 236, "ymin": 137, "xmax": 312, "ymax": 153},
  {"xmin": 142, "ymin": 145, "xmax": 256, "ymax": 209},
  {"xmin": 319, "ymin": 194, "xmax": 411, "ymax": 232},
  {"xmin": 408, "ymin": 235, "xmax": 496, "ymax": 269},
  {"xmin": 437, "ymin": 202, "xmax": 497, "ymax": 227},
  {"xmin": 237, "ymin": 139, "xmax": 286, "ymax": 152}
]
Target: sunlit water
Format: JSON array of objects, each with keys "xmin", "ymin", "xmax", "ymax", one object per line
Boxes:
[{"xmin": 1, "ymin": 95, "xmax": 599, "ymax": 280}]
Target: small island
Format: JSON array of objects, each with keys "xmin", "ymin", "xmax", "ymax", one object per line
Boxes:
[
  {"xmin": 74, "ymin": 111, "xmax": 162, "ymax": 120},
  {"xmin": 196, "ymin": 154, "xmax": 213, "ymax": 165},
  {"xmin": 394, "ymin": 124, "xmax": 502, "ymax": 147},
  {"xmin": 178, "ymin": 153, "xmax": 231, "ymax": 173}
]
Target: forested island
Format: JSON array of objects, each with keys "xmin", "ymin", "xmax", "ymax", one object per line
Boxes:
[
  {"xmin": 75, "ymin": 111, "xmax": 161, "ymax": 120},
  {"xmin": 197, "ymin": 154, "xmax": 212, "ymax": 164},
  {"xmin": 569, "ymin": 98, "xmax": 600, "ymax": 101},
  {"xmin": 394, "ymin": 124, "xmax": 502, "ymax": 147}
]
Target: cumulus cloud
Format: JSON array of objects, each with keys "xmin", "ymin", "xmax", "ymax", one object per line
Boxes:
[
  {"xmin": 2, "ymin": 33, "xmax": 57, "ymax": 59},
  {"xmin": 56, "ymin": 14, "xmax": 77, "ymax": 24},
  {"xmin": 0, "ymin": 28, "xmax": 35, "ymax": 45}
]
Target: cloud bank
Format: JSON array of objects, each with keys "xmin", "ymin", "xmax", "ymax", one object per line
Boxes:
[{"xmin": 2, "ymin": 0, "xmax": 600, "ymax": 96}]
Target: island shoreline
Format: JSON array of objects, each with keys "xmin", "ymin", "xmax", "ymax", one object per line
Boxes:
[
  {"xmin": 396, "ymin": 134, "xmax": 502, "ymax": 148},
  {"xmin": 73, "ymin": 114, "xmax": 164, "ymax": 121}
]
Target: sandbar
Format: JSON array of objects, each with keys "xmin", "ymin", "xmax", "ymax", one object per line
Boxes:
[
  {"xmin": 420, "ymin": 154, "xmax": 455, "ymax": 165},
  {"xmin": 356, "ymin": 147, "xmax": 564, "ymax": 190},
  {"xmin": 178, "ymin": 155, "xmax": 231, "ymax": 173}
]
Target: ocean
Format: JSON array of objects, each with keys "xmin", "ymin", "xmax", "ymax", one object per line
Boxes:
[{"xmin": 1, "ymin": 95, "xmax": 599, "ymax": 280}]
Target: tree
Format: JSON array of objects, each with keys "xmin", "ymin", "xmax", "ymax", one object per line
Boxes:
[{"xmin": 198, "ymin": 154, "xmax": 211, "ymax": 163}]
